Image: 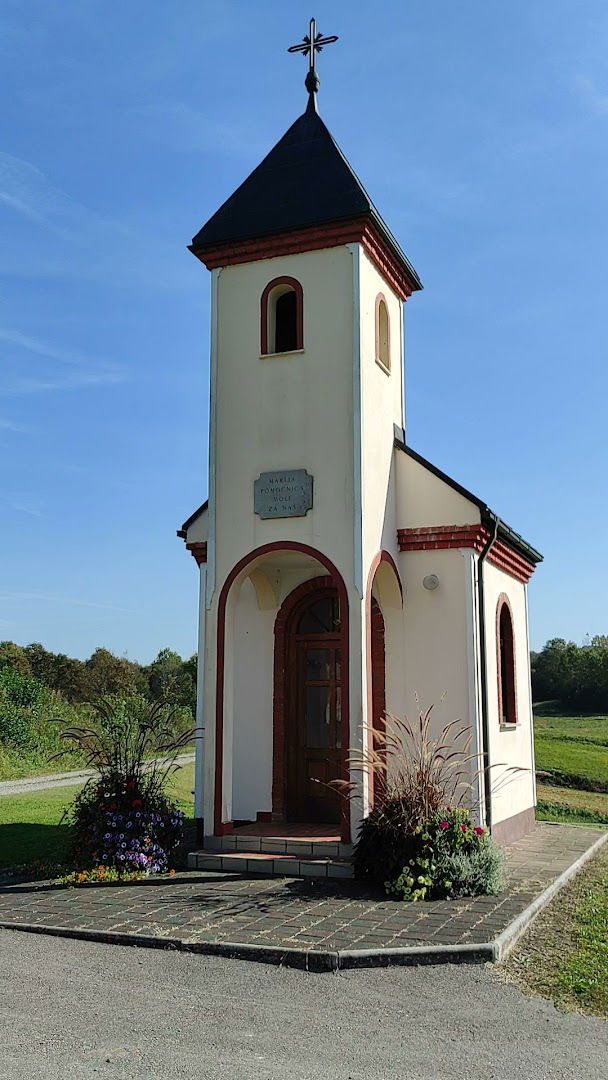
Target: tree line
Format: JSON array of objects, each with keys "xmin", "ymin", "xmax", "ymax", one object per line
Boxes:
[
  {"xmin": 0, "ymin": 641, "xmax": 197, "ymax": 712},
  {"xmin": 531, "ymin": 636, "xmax": 608, "ymax": 711}
]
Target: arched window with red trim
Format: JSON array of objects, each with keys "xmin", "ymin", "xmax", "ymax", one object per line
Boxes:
[
  {"xmin": 375, "ymin": 293, "xmax": 390, "ymax": 373},
  {"xmin": 260, "ymin": 276, "xmax": 303, "ymax": 355},
  {"xmin": 497, "ymin": 596, "xmax": 517, "ymax": 726}
]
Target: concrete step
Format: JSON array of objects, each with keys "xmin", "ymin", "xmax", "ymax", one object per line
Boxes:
[
  {"xmin": 203, "ymin": 834, "xmax": 353, "ymax": 860},
  {"xmin": 187, "ymin": 849, "xmax": 353, "ymax": 879}
]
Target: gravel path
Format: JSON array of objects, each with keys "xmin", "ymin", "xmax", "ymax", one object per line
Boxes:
[
  {"xmin": 0, "ymin": 930, "xmax": 605, "ymax": 1080},
  {"xmin": 0, "ymin": 754, "xmax": 195, "ymax": 797}
]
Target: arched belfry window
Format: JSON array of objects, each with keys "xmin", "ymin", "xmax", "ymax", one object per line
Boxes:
[
  {"xmin": 260, "ymin": 276, "xmax": 303, "ymax": 355},
  {"xmin": 496, "ymin": 596, "xmax": 517, "ymax": 726},
  {"xmin": 375, "ymin": 294, "xmax": 390, "ymax": 373}
]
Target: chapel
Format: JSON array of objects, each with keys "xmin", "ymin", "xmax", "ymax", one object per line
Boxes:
[{"xmin": 178, "ymin": 23, "xmax": 542, "ymax": 873}]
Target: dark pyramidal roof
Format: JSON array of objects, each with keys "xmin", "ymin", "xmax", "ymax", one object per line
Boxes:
[{"xmin": 191, "ymin": 102, "xmax": 422, "ymax": 290}]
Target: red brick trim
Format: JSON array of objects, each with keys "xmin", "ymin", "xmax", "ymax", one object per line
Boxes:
[
  {"xmin": 190, "ymin": 218, "xmax": 417, "ymax": 301},
  {"xmin": 186, "ymin": 541, "xmax": 208, "ymax": 565},
  {"xmin": 214, "ymin": 543, "xmax": 351, "ymax": 842},
  {"xmin": 375, "ymin": 293, "xmax": 391, "ymax": 373},
  {"xmin": 260, "ymin": 275, "xmax": 304, "ymax": 355},
  {"xmin": 365, "ymin": 552, "xmax": 400, "ymax": 809},
  {"xmin": 396, "ymin": 525, "xmax": 536, "ymax": 584},
  {"xmin": 496, "ymin": 593, "xmax": 518, "ymax": 727}
]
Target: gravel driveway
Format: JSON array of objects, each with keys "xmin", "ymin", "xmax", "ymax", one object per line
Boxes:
[{"xmin": 1, "ymin": 929, "xmax": 605, "ymax": 1079}]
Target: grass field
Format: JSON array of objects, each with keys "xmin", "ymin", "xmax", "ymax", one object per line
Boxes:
[
  {"xmin": 0, "ymin": 763, "xmax": 195, "ymax": 871},
  {"xmin": 533, "ymin": 704, "xmax": 608, "ymax": 797},
  {"xmin": 502, "ymin": 843, "xmax": 608, "ymax": 1017}
]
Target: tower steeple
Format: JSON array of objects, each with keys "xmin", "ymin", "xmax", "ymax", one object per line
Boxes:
[{"xmin": 288, "ymin": 17, "xmax": 339, "ymax": 114}]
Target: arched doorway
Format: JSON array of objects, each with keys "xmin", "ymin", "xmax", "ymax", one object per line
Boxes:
[{"xmin": 284, "ymin": 586, "xmax": 342, "ymax": 823}]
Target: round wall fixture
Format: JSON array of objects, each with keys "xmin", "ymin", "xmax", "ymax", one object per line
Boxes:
[{"xmin": 423, "ymin": 574, "xmax": 440, "ymax": 591}]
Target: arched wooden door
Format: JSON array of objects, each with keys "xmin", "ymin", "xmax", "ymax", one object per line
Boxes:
[{"xmin": 285, "ymin": 588, "xmax": 342, "ymax": 823}]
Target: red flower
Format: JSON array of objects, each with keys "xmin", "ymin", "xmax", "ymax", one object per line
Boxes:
[
  {"xmin": 439, "ymin": 821, "xmax": 449, "ymax": 830},
  {"xmin": 132, "ymin": 798, "xmax": 142, "ymax": 808},
  {"xmin": 474, "ymin": 826, "xmax": 485, "ymax": 835},
  {"xmin": 459, "ymin": 824, "xmax": 468, "ymax": 832}
]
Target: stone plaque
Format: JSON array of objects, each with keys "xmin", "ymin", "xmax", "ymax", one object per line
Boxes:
[{"xmin": 254, "ymin": 469, "xmax": 313, "ymax": 519}]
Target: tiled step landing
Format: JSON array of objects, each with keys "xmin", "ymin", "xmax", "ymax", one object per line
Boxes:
[
  {"xmin": 187, "ymin": 849, "xmax": 353, "ymax": 879},
  {"xmin": 203, "ymin": 833, "xmax": 353, "ymax": 860}
]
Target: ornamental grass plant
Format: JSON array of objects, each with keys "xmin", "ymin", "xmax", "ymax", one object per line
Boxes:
[
  {"xmin": 339, "ymin": 708, "xmax": 506, "ymax": 899},
  {"xmin": 55, "ymin": 697, "xmax": 195, "ymax": 875}
]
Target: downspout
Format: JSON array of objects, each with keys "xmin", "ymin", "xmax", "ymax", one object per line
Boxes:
[{"xmin": 478, "ymin": 514, "xmax": 499, "ymax": 832}]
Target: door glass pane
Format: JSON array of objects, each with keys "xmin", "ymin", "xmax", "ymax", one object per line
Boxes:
[
  {"xmin": 297, "ymin": 595, "xmax": 340, "ymax": 634},
  {"xmin": 335, "ymin": 649, "xmax": 341, "ymax": 681},
  {"xmin": 306, "ymin": 649, "xmax": 329, "ymax": 680},
  {"xmin": 305, "ymin": 686, "xmax": 330, "ymax": 747},
  {"xmin": 335, "ymin": 686, "xmax": 342, "ymax": 748}
]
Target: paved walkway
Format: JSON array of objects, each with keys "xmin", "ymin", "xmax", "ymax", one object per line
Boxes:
[
  {"xmin": 0, "ymin": 753, "xmax": 195, "ymax": 796},
  {"xmin": 0, "ymin": 824, "xmax": 604, "ymax": 969}
]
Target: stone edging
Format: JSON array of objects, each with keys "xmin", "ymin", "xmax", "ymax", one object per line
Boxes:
[{"xmin": 1, "ymin": 830, "xmax": 605, "ymax": 973}]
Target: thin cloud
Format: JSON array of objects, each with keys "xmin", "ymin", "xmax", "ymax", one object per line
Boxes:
[
  {"xmin": 574, "ymin": 74, "xmax": 608, "ymax": 116},
  {"xmin": 133, "ymin": 101, "xmax": 268, "ymax": 158},
  {"xmin": 0, "ymin": 418, "xmax": 33, "ymax": 433},
  {"xmin": 0, "ymin": 592, "xmax": 133, "ymax": 614},
  {"xmin": 0, "ymin": 151, "xmax": 196, "ymax": 293},
  {"xmin": 0, "ymin": 328, "xmax": 125, "ymax": 395}
]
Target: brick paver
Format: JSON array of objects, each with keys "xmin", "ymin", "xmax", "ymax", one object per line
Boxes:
[{"xmin": 0, "ymin": 824, "xmax": 604, "ymax": 960}]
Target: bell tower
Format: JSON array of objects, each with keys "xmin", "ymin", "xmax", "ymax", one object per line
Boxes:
[{"xmin": 183, "ymin": 22, "xmax": 421, "ymax": 840}]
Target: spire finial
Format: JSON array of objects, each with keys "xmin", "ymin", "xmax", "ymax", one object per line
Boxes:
[{"xmin": 288, "ymin": 17, "xmax": 338, "ymax": 111}]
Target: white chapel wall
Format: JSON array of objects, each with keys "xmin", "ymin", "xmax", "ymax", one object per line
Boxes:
[
  {"xmin": 358, "ymin": 249, "xmax": 404, "ymax": 580},
  {"xmin": 482, "ymin": 561, "xmax": 536, "ymax": 827},
  {"xmin": 395, "ymin": 453, "xmax": 482, "ymax": 530},
  {"xmin": 211, "ymin": 245, "xmax": 356, "ymax": 593},
  {"xmin": 231, "ymin": 577, "xmax": 274, "ymax": 821},
  {"xmin": 399, "ymin": 547, "xmax": 473, "ymax": 738}
]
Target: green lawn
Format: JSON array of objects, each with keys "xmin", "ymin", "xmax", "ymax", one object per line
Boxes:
[
  {"xmin": 502, "ymin": 844, "xmax": 608, "ymax": 1017},
  {"xmin": 0, "ymin": 764, "xmax": 195, "ymax": 872},
  {"xmin": 533, "ymin": 706, "xmax": 608, "ymax": 793}
]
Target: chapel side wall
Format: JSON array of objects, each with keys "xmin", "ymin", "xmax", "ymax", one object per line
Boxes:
[
  {"xmin": 483, "ymin": 562, "xmax": 536, "ymax": 834},
  {"xmin": 358, "ymin": 250, "xmax": 404, "ymax": 576},
  {"xmin": 395, "ymin": 452, "xmax": 482, "ymax": 530},
  {"xmin": 399, "ymin": 548, "xmax": 473, "ymax": 778},
  {"xmin": 211, "ymin": 246, "xmax": 356, "ymax": 595}
]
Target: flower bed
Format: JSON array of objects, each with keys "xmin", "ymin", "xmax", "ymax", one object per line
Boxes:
[{"xmin": 69, "ymin": 774, "xmax": 184, "ymax": 875}]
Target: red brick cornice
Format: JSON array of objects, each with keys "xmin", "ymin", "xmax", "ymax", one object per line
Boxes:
[
  {"xmin": 185, "ymin": 541, "xmax": 207, "ymax": 565},
  {"xmin": 396, "ymin": 525, "xmax": 536, "ymax": 584},
  {"xmin": 190, "ymin": 217, "xmax": 418, "ymax": 301}
]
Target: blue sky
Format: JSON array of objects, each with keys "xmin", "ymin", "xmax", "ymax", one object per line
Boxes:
[{"xmin": 1, "ymin": 1, "xmax": 606, "ymax": 662}]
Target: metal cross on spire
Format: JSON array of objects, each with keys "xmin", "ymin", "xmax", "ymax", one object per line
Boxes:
[{"xmin": 288, "ymin": 17, "xmax": 338, "ymax": 110}]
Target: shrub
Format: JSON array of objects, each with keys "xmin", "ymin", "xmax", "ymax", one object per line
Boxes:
[
  {"xmin": 57, "ymin": 696, "xmax": 195, "ymax": 874},
  {"xmin": 351, "ymin": 709, "xmax": 474, "ymax": 883},
  {"xmin": 0, "ymin": 666, "xmax": 45, "ymax": 750},
  {"xmin": 385, "ymin": 807, "xmax": 504, "ymax": 901}
]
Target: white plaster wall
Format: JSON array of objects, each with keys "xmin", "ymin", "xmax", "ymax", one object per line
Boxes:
[
  {"xmin": 396, "ymin": 452, "xmax": 482, "ymax": 530},
  {"xmin": 231, "ymin": 578, "xmax": 274, "ymax": 821},
  {"xmin": 185, "ymin": 507, "xmax": 208, "ymax": 543},
  {"xmin": 398, "ymin": 547, "xmax": 474, "ymax": 805},
  {"xmin": 358, "ymin": 251, "xmax": 403, "ymax": 577},
  {"xmin": 211, "ymin": 245, "xmax": 356, "ymax": 598},
  {"xmin": 483, "ymin": 562, "xmax": 536, "ymax": 826}
]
